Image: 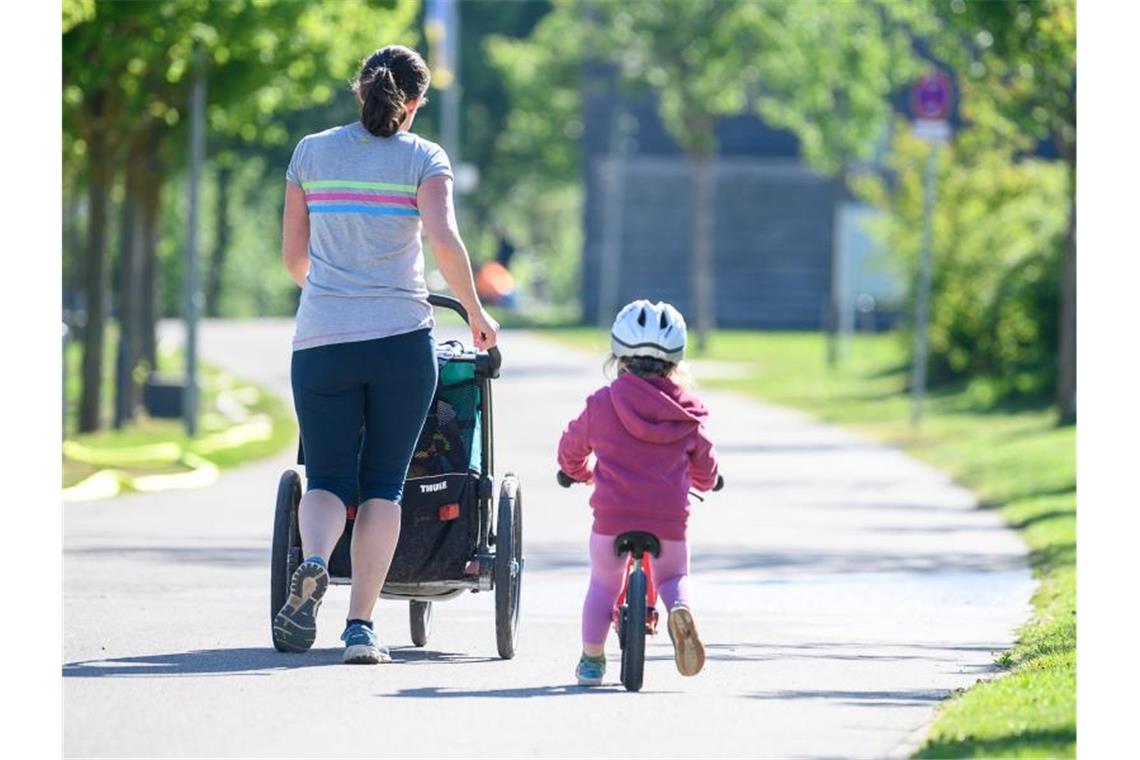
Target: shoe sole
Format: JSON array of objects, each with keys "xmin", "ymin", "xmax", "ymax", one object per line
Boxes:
[
  {"xmin": 576, "ymin": 673, "xmax": 604, "ymax": 686},
  {"xmin": 344, "ymin": 644, "xmax": 392, "ymax": 665},
  {"xmin": 272, "ymin": 563, "xmax": 329, "ymax": 653},
  {"xmin": 667, "ymin": 607, "xmax": 705, "ymax": 677}
]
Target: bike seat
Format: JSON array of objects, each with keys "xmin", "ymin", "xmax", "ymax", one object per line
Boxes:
[{"xmin": 613, "ymin": 531, "xmax": 661, "ymax": 559}]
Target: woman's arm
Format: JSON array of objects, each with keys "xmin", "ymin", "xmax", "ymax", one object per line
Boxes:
[
  {"xmin": 282, "ymin": 181, "xmax": 310, "ymax": 287},
  {"xmin": 419, "ymin": 175, "xmax": 500, "ymax": 349}
]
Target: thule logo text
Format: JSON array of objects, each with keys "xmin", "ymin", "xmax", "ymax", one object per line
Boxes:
[{"xmin": 420, "ymin": 481, "xmax": 448, "ymax": 494}]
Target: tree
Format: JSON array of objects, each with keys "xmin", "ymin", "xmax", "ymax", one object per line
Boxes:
[
  {"xmin": 590, "ymin": 0, "xmax": 763, "ymax": 350},
  {"xmin": 737, "ymin": 2, "xmax": 925, "ymax": 362},
  {"xmin": 63, "ymin": 0, "xmax": 420, "ymax": 430},
  {"xmin": 925, "ymin": 0, "xmax": 1076, "ymax": 420}
]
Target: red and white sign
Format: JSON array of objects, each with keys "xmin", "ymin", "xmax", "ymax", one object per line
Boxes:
[{"xmin": 910, "ymin": 71, "xmax": 954, "ymax": 144}]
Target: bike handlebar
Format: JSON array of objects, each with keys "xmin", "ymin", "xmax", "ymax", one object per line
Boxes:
[{"xmin": 557, "ymin": 469, "xmax": 725, "ymax": 492}]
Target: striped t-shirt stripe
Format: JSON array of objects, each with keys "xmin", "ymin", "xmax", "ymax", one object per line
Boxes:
[
  {"xmin": 303, "ymin": 179, "xmax": 419, "ymax": 216},
  {"xmin": 309, "ymin": 205, "xmax": 420, "ymax": 217},
  {"xmin": 303, "ymin": 179, "xmax": 417, "ymax": 193}
]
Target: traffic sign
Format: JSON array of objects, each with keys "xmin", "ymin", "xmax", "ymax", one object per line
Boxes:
[
  {"xmin": 910, "ymin": 71, "xmax": 953, "ymax": 120},
  {"xmin": 911, "ymin": 71, "xmax": 954, "ymax": 144}
]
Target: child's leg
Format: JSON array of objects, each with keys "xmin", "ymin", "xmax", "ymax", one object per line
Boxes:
[
  {"xmin": 651, "ymin": 537, "xmax": 705, "ymax": 676},
  {"xmin": 581, "ymin": 532, "xmax": 627, "ymax": 656},
  {"xmin": 650, "ymin": 537, "xmax": 691, "ymax": 611}
]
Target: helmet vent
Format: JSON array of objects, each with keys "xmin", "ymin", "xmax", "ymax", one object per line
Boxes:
[
  {"xmin": 660, "ymin": 312, "xmax": 669, "ymax": 329},
  {"xmin": 637, "ymin": 308, "xmax": 647, "ymax": 327}
]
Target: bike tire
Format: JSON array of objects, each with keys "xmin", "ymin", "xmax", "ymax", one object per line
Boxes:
[
  {"xmin": 270, "ymin": 469, "xmax": 302, "ymax": 652},
  {"xmin": 621, "ymin": 568, "xmax": 648, "ymax": 692}
]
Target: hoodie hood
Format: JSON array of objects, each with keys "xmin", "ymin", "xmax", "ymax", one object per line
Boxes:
[{"xmin": 608, "ymin": 373, "xmax": 707, "ymax": 444}]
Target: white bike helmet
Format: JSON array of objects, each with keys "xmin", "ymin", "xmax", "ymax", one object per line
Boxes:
[{"xmin": 611, "ymin": 299, "xmax": 687, "ymax": 363}]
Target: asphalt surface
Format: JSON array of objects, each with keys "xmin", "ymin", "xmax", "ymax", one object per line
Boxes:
[{"xmin": 63, "ymin": 319, "xmax": 1034, "ymax": 759}]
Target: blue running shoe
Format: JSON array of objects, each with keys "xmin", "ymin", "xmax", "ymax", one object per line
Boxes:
[
  {"xmin": 341, "ymin": 622, "xmax": 391, "ymax": 664},
  {"xmin": 272, "ymin": 560, "xmax": 329, "ymax": 653},
  {"xmin": 575, "ymin": 653, "xmax": 606, "ymax": 686}
]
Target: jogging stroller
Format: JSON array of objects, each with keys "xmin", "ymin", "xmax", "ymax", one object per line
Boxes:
[{"xmin": 270, "ymin": 294, "xmax": 523, "ymax": 658}]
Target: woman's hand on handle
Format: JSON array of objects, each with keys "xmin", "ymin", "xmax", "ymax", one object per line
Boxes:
[{"xmin": 470, "ymin": 306, "xmax": 500, "ymax": 351}]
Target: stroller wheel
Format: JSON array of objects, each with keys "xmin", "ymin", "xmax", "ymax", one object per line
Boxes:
[
  {"xmin": 494, "ymin": 474, "xmax": 523, "ymax": 659},
  {"xmin": 410, "ymin": 601, "xmax": 432, "ymax": 647},
  {"xmin": 271, "ymin": 470, "xmax": 302, "ymax": 652}
]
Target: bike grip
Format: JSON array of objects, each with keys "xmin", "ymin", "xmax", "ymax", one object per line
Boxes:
[
  {"xmin": 556, "ymin": 470, "xmax": 576, "ymax": 488},
  {"xmin": 713, "ymin": 474, "xmax": 725, "ymax": 492},
  {"xmin": 488, "ymin": 345, "xmax": 502, "ymax": 373}
]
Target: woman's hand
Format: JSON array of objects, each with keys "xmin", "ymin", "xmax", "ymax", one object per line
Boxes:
[{"xmin": 469, "ymin": 307, "xmax": 500, "ymax": 351}]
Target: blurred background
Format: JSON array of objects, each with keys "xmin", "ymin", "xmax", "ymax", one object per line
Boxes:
[{"xmin": 62, "ymin": 0, "xmax": 1075, "ymax": 434}]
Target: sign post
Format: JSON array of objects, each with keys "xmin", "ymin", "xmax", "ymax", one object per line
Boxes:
[
  {"xmin": 908, "ymin": 71, "xmax": 953, "ymax": 428},
  {"xmin": 184, "ymin": 47, "xmax": 206, "ymax": 437}
]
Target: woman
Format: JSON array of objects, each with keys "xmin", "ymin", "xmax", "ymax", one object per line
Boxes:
[{"xmin": 273, "ymin": 44, "xmax": 500, "ymax": 664}]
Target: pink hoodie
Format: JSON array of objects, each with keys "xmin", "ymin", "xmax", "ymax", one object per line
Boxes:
[{"xmin": 557, "ymin": 373, "xmax": 719, "ymax": 541}]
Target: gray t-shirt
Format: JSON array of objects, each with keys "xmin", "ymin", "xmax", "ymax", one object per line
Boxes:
[{"xmin": 285, "ymin": 122, "xmax": 453, "ymax": 350}]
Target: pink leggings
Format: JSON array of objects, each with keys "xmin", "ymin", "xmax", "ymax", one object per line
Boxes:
[{"xmin": 581, "ymin": 531, "xmax": 691, "ymax": 648}]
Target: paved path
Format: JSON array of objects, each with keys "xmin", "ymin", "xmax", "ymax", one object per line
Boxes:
[{"xmin": 63, "ymin": 319, "xmax": 1034, "ymax": 759}]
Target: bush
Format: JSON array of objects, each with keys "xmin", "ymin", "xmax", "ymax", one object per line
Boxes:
[{"xmin": 856, "ymin": 124, "xmax": 1070, "ymax": 401}]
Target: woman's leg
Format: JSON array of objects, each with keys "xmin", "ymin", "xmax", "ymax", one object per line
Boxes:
[
  {"xmin": 346, "ymin": 498, "xmax": 401, "ymax": 620},
  {"xmin": 275, "ymin": 346, "xmax": 363, "ymax": 653},
  {"xmin": 291, "ymin": 343, "xmax": 365, "ymax": 561},
  {"xmin": 351, "ymin": 329, "xmax": 438, "ymax": 620},
  {"xmin": 297, "ymin": 489, "xmax": 347, "ymax": 563},
  {"xmin": 650, "ymin": 537, "xmax": 692, "ymax": 611},
  {"xmin": 581, "ymin": 532, "xmax": 628, "ymax": 656}
]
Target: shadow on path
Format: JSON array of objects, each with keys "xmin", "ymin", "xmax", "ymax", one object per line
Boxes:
[
  {"xmin": 388, "ymin": 684, "xmax": 679, "ymax": 699},
  {"xmin": 525, "ymin": 544, "xmax": 1027, "ymax": 576},
  {"xmin": 63, "ymin": 647, "xmax": 496, "ymax": 678},
  {"xmin": 748, "ymin": 688, "xmax": 949, "ymax": 708}
]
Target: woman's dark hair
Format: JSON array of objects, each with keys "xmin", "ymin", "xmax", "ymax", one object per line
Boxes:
[{"xmin": 352, "ymin": 45, "xmax": 431, "ymax": 138}]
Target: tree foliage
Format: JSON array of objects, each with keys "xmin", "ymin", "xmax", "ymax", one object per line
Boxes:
[{"xmin": 62, "ymin": 0, "xmax": 420, "ymax": 431}]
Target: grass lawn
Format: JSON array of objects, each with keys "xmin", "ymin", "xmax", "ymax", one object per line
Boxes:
[
  {"xmin": 543, "ymin": 327, "xmax": 1075, "ymax": 759},
  {"xmin": 63, "ymin": 330, "xmax": 296, "ymax": 491}
]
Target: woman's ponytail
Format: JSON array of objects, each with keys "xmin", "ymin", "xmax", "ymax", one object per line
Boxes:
[
  {"xmin": 361, "ymin": 65, "xmax": 407, "ymax": 138},
  {"xmin": 353, "ymin": 46, "xmax": 431, "ymax": 138}
]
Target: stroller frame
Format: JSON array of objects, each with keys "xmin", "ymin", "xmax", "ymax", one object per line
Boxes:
[{"xmin": 270, "ymin": 294, "xmax": 523, "ymax": 658}]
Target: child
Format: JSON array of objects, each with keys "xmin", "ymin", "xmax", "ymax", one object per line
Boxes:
[{"xmin": 558, "ymin": 299, "xmax": 720, "ymax": 686}]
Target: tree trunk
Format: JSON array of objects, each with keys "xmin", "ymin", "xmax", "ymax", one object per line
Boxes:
[
  {"xmin": 205, "ymin": 164, "xmax": 231, "ymax": 317},
  {"xmin": 692, "ymin": 152, "xmax": 715, "ymax": 353},
  {"xmin": 78, "ymin": 128, "xmax": 114, "ymax": 433},
  {"xmin": 1055, "ymin": 155, "xmax": 1076, "ymax": 423},
  {"xmin": 114, "ymin": 148, "xmax": 148, "ymax": 428},
  {"xmin": 113, "ymin": 159, "xmax": 137, "ymax": 428}
]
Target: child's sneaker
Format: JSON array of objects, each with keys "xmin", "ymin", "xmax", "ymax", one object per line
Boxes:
[
  {"xmin": 341, "ymin": 622, "xmax": 391, "ymax": 664},
  {"xmin": 575, "ymin": 652, "xmax": 606, "ymax": 686},
  {"xmin": 272, "ymin": 559, "xmax": 329, "ymax": 653},
  {"xmin": 667, "ymin": 604, "xmax": 705, "ymax": 676}
]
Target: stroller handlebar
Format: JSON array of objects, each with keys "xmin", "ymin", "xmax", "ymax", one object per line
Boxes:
[{"xmin": 428, "ymin": 293, "xmax": 501, "ymax": 377}]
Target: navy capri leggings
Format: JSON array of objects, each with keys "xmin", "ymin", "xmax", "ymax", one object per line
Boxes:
[{"xmin": 291, "ymin": 328, "xmax": 437, "ymax": 507}]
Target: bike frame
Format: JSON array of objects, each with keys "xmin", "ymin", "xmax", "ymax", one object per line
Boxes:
[{"xmin": 611, "ymin": 553, "xmax": 660, "ymax": 635}]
